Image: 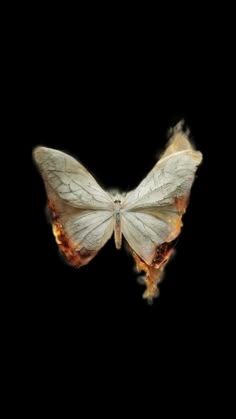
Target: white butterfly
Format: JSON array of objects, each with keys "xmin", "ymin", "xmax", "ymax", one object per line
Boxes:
[{"xmin": 33, "ymin": 122, "xmax": 202, "ymax": 302}]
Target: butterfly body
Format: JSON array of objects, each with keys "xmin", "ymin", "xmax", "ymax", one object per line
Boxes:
[
  {"xmin": 33, "ymin": 122, "xmax": 202, "ymax": 302},
  {"xmin": 113, "ymin": 198, "xmax": 122, "ymax": 249}
]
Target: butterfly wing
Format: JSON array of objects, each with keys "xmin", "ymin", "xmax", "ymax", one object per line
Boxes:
[
  {"xmin": 121, "ymin": 125, "xmax": 202, "ymax": 301},
  {"xmin": 33, "ymin": 147, "xmax": 114, "ymax": 267},
  {"xmin": 33, "ymin": 147, "xmax": 113, "ymax": 209}
]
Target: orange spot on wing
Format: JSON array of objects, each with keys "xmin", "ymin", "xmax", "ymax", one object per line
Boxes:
[
  {"xmin": 166, "ymin": 195, "xmax": 190, "ymax": 241},
  {"xmin": 175, "ymin": 195, "xmax": 189, "ymax": 213}
]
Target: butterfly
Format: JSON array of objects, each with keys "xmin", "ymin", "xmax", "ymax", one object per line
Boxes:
[{"xmin": 33, "ymin": 122, "xmax": 202, "ymax": 303}]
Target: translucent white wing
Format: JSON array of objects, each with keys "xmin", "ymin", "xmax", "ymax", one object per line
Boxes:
[
  {"xmin": 121, "ymin": 125, "xmax": 202, "ymax": 301},
  {"xmin": 33, "ymin": 147, "xmax": 114, "ymax": 267},
  {"xmin": 33, "ymin": 147, "xmax": 113, "ymax": 210}
]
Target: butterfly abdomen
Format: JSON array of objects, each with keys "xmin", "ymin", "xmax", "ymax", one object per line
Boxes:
[{"xmin": 114, "ymin": 200, "xmax": 122, "ymax": 249}]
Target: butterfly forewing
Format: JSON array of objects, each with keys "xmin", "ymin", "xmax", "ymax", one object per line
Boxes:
[{"xmin": 33, "ymin": 147, "xmax": 113, "ymax": 210}]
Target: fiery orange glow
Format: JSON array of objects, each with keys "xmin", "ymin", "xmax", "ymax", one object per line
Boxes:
[
  {"xmin": 51, "ymin": 220, "xmax": 82, "ymax": 266},
  {"xmin": 132, "ymin": 241, "xmax": 175, "ymax": 303}
]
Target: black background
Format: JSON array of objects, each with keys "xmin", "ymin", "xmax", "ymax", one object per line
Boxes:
[{"xmin": 11, "ymin": 15, "xmax": 227, "ymax": 395}]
